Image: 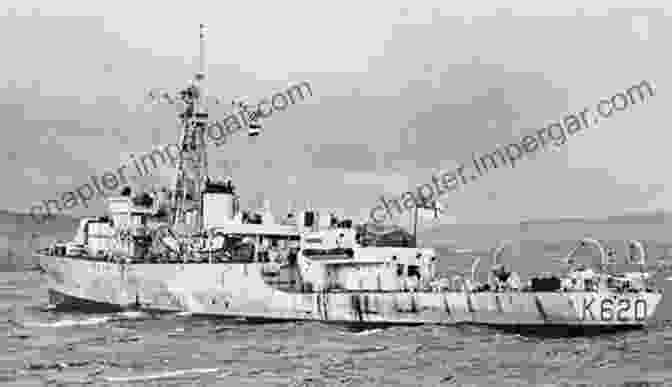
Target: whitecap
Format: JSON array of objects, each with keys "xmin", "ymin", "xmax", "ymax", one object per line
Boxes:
[
  {"xmin": 20, "ymin": 316, "xmax": 111, "ymax": 328},
  {"xmin": 354, "ymin": 328, "xmax": 383, "ymax": 336},
  {"xmin": 100, "ymin": 368, "xmax": 219, "ymax": 382}
]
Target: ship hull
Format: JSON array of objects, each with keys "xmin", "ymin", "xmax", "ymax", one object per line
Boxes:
[{"xmin": 37, "ymin": 256, "xmax": 662, "ymax": 330}]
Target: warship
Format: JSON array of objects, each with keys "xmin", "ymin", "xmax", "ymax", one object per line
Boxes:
[{"xmin": 35, "ymin": 25, "xmax": 662, "ymax": 333}]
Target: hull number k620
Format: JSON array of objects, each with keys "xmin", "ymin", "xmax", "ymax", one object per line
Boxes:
[{"xmin": 581, "ymin": 297, "xmax": 647, "ymax": 321}]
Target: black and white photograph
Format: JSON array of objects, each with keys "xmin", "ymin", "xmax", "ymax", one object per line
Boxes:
[{"xmin": 0, "ymin": 2, "xmax": 669, "ymax": 386}]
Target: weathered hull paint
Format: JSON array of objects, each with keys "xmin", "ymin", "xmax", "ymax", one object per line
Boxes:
[{"xmin": 38, "ymin": 256, "xmax": 661, "ymax": 328}]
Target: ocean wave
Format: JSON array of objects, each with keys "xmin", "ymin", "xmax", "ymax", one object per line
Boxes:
[
  {"xmin": 15, "ymin": 310, "xmax": 154, "ymax": 328},
  {"xmin": 18, "ymin": 316, "xmax": 112, "ymax": 328},
  {"xmin": 99, "ymin": 367, "xmax": 220, "ymax": 383}
]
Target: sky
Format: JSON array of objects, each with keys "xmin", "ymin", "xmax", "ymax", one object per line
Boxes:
[{"xmin": 1, "ymin": 1, "xmax": 671, "ymax": 228}]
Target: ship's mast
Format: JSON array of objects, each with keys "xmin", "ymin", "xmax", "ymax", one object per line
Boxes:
[
  {"xmin": 172, "ymin": 24, "xmax": 210, "ymax": 232},
  {"xmin": 147, "ymin": 24, "xmax": 264, "ymax": 234}
]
